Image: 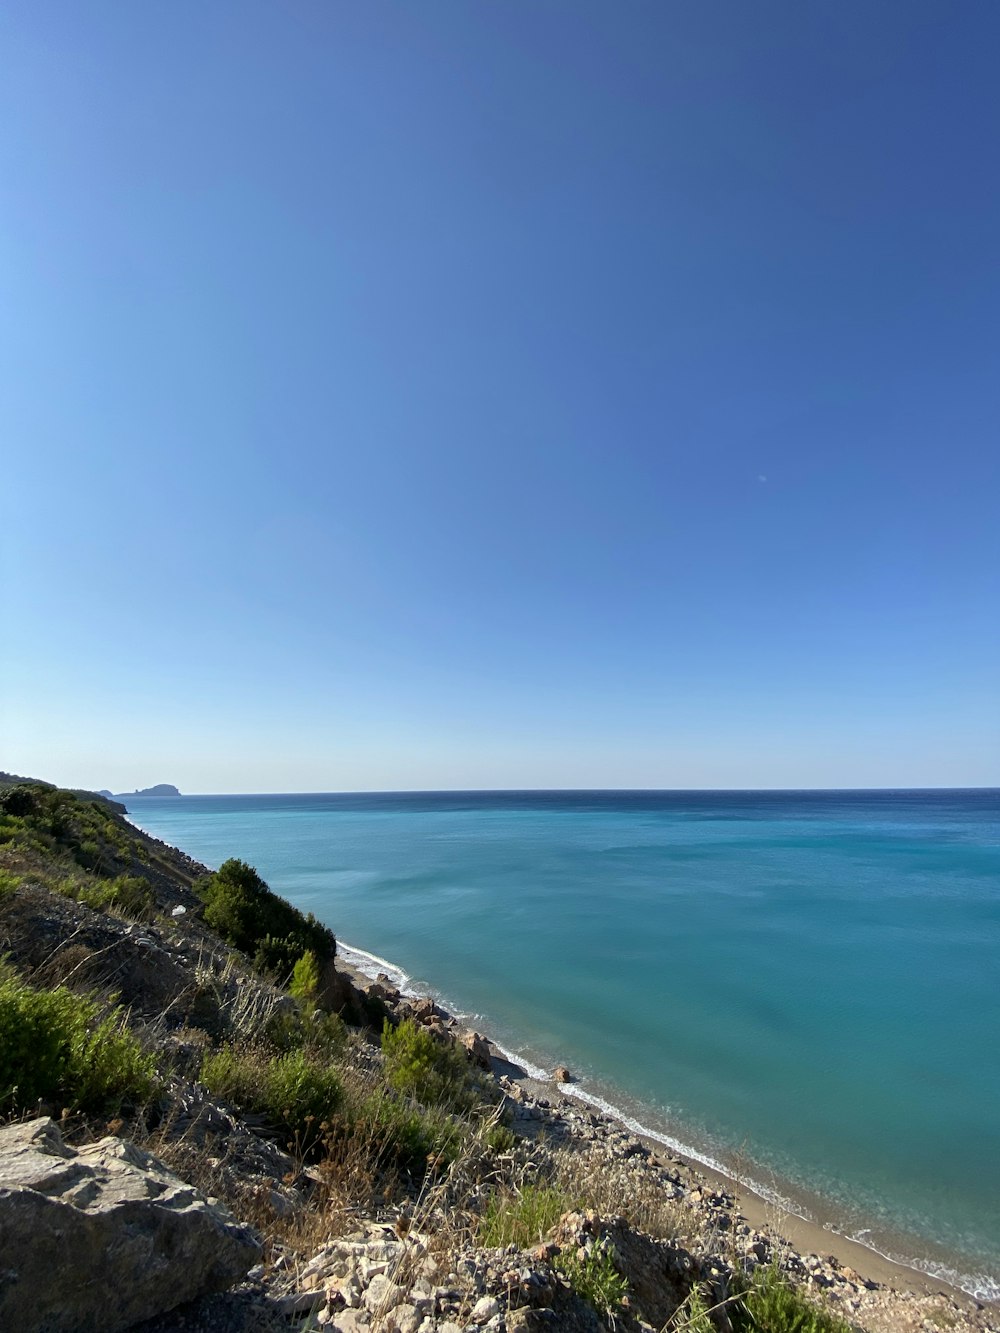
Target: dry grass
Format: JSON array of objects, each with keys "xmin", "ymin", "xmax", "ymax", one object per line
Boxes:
[{"xmin": 553, "ymin": 1142, "xmax": 690, "ymax": 1246}]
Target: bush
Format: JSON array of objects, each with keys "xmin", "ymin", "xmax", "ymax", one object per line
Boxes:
[
  {"xmin": 340, "ymin": 1088, "xmax": 464, "ymax": 1176},
  {"xmin": 0, "ymin": 784, "xmax": 40, "ymax": 818},
  {"xmin": 197, "ymin": 859, "xmax": 335, "ymax": 980},
  {"xmin": 200, "ymin": 1042, "xmax": 342, "ymax": 1152},
  {"xmin": 381, "ymin": 1017, "xmax": 485, "ymax": 1114},
  {"xmin": 0, "ymin": 870, "xmax": 21, "ymax": 900},
  {"xmin": 265, "ymin": 1004, "xmax": 346, "ymax": 1059},
  {"xmin": 484, "ymin": 1122, "xmax": 517, "ymax": 1153},
  {"xmin": 732, "ymin": 1261, "xmax": 852, "ymax": 1333},
  {"xmin": 557, "ymin": 1237, "xmax": 629, "ymax": 1318},
  {"xmin": 59, "ymin": 874, "xmax": 155, "ymax": 921},
  {"xmin": 0, "ymin": 783, "xmax": 143, "ymax": 880},
  {"xmin": 0, "ymin": 965, "xmax": 157, "ymax": 1115}
]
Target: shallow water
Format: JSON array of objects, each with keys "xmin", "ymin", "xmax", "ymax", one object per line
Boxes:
[{"xmin": 128, "ymin": 789, "xmax": 1000, "ymax": 1300}]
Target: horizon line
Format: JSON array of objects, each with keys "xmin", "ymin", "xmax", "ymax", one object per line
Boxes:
[{"xmin": 116, "ymin": 784, "xmax": 1000, "ymax": 797}]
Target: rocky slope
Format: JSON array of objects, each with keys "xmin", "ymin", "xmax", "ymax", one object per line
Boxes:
[{"xmin": 0, "ymin": 778, "xmax": 996, "ymax": 1333}]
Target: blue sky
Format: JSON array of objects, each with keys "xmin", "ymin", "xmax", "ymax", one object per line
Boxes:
[{"xmin": 2, "ymin": 1, "xmax": 998, "ymax": 792}]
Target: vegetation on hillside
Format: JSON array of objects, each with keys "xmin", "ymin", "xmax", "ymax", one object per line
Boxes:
[
  {"xmin": 196, "ymin": 858, "xmax": 336, "ymax": 983},
  {"xmin": 0, "ymin": 781, "xmax": 148, "ymax": 880},
  {"xmin": 0, "ymin": 962, "xmax": 158, "ymax": 1116}
]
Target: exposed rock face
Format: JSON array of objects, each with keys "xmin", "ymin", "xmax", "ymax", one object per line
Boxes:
[
  {"xmin": 461, "ymin": 1030, "xmax": 493, "ymax": 1068},
  {"xmin": 0, "ymin": 1117, "xmax": 260, "ymax": 1333}
]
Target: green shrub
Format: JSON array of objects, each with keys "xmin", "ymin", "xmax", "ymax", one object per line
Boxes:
[
  {"xmin": 251, "ymin": 933, "xmax": 298, "ymax": 980},
  {"xmin": 0, "ymin": 783, "xmax": 141, "ymax": 879},
  {"xmin": 0, "ymin": 965, "xmax": 157, "ymax": 1115},
  {"xmin": 0, "ymin": 870, "xmax": 21, "ymax": 900},
  {"xmin": 197, "ymin": 859, "xmax": 335, "ymax": 979},
  {"xmin": 381, "ymin": 1017, "xmax": 485, "ymax": 1113},
  {"xmin": 200, "ymin": 1042, "xmax": 342, "ymax": 1151},
  {"xmin": 347, "ymin": 1089, "xmax": 464, "ymax": 1176},
  {"xmin": 484, "ymin": 1122, "xmax": 517, "ymax": 1153},
  {"xmin": 290, "ymin": 949, "xmax": 321, "ymax": 1001},
  {"xmin": 267, "ymin": 1048, "xmax": 342, "ymax": 1130},
  {"xmin": 479, "ymin": 1184, "xmax": 572, "ymax": 1249},
  {"xmin": 76, "ymin": 839, "xmax": 103, "ymax": 871},
  {"xmin": 265, "ymin": 1004, "xmax": 347, "ymax": 1059},
  {"xmin": 0, "ymin": 815, "xmax": 21, "ymax": 845},
  {"xmin": 733, "ymin": 1261, "xmax": 852, "ymax": 1333},
  {"xmin": 556, "ymin": 1237, "xmax": 629, "ymax": 1319},
  {"xmin": 0, "ymin": 784, "xmax": 40, "ymax": 818}
]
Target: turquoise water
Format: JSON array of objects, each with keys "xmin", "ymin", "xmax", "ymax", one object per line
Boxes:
[{"xmin": 128, "ymin": 790, "xmax": 1000, "ymax": 1300}]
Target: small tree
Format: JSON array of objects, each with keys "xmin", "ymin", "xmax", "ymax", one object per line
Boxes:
[{"xmin": 290, "ymin": 949, "xmax": 321, "ymax": 1002}]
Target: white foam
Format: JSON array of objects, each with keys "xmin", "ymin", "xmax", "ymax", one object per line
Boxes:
[
  {"xmin": 486, "ymin": 1038, "xmax": 552, "ymax": 1084},
  {"xmin": 337, "ymin": 940, "xmax": 413, "ymax": 995},
  {"xmin": 555, "ymin": 1083, "xmax": 798, "ymax": 1214}
]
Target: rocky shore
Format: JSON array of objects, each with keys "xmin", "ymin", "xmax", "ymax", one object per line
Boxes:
[
  {"xmin": 1, "ymin": 779, "xmax": 997, "ymax": 1333},
  {"xmin": 322, "ymin": 968, "xmax": 1000, "ymax": 1333}
]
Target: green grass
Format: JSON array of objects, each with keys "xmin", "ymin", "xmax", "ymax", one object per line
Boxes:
[
  {"xmin": 200, "ymin": 1041, "xmax": 343, "ymax": 1152},
  {"xmin": 0, "ymin": 963, "xmax": 158, "ymax": 1115},
  {"xmin": 732, "ymin": 1261, "xmax": 853, "ymax": 1333},
  {"xmin": 479, "ymin": 1183, "xmax": 573, "ymax": 1248}
]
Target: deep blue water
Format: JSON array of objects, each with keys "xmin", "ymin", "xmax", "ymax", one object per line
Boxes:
[{"xmin": 127, "ymin": 789, "xmax": 1000, "ymax": 1299}]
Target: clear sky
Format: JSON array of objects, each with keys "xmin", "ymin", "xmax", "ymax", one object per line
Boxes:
[{"xmin": 2, "ymin": 1, "xmax": 998, "ymax": 793}]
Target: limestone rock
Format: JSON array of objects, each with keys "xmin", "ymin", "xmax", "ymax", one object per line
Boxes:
[
  {"xmin": 0, "ymin": 1117, "xmax": 260, "ymax": 1333},
  {"xmin": 461, "ymin": 1031, "xmax": 493, "ymax": 1068},
  {"xmin": 471, "ymin": 1294, "xmax": 501, "ymax": 1322}
]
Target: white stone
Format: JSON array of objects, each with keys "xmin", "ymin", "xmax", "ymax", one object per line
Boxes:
[
  {"xmin": 471, "ymin": 1295, "xmax": 501, "ymax": 1322},
  {"xmin": 364, "ymin": 1273, "xmax": 406, "ymax": 1313}
]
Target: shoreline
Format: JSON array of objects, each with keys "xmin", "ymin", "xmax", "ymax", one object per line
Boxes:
[
  {"xmin": 336, "ymin": 939, "xmax": 996, "ymax": 1313},
  {"xmin": 120, "ymin": 813, "xmax": 998, "ymax": 1313}
]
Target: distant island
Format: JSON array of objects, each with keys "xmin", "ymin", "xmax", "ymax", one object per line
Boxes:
[{"xmin": 100, "ymin": 783, "xmax": 182, "ymax": 800}]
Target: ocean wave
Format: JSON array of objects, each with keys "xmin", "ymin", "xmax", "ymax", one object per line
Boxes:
[{"xmin": 336, "ymin": 940, "xmax": 413, "ymax": 994}]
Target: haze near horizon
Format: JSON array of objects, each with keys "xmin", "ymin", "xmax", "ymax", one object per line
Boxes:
[{"xmin": 2, "ymin": 2, "xmax": 998, "ymax": 793}]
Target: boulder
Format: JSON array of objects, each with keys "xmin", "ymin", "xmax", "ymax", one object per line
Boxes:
[
  {"xmin": 0, "ymin": 1117, "xmax": 260, "ymax": 1333},
  {"xmin": 460, "ymin": 1030, "xmax": 492, "ymax": 1068},
  {"xmin": 407, "ymin": 996, "xmax": 438, "ymax": 1023},
  {"xmin": 552, "ymin": 1065, "xmax": 574, "ymax": 1083}
]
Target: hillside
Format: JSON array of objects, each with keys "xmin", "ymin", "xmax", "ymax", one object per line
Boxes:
[{"xmin": 0, "ymin": 780, "xmax": 995, "ymax": 1333}]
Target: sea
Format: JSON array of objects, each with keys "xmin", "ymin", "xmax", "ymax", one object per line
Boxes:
[{"xmin": 125, "ymin": 789, "xmax": 1000, "ymax": 1301}]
